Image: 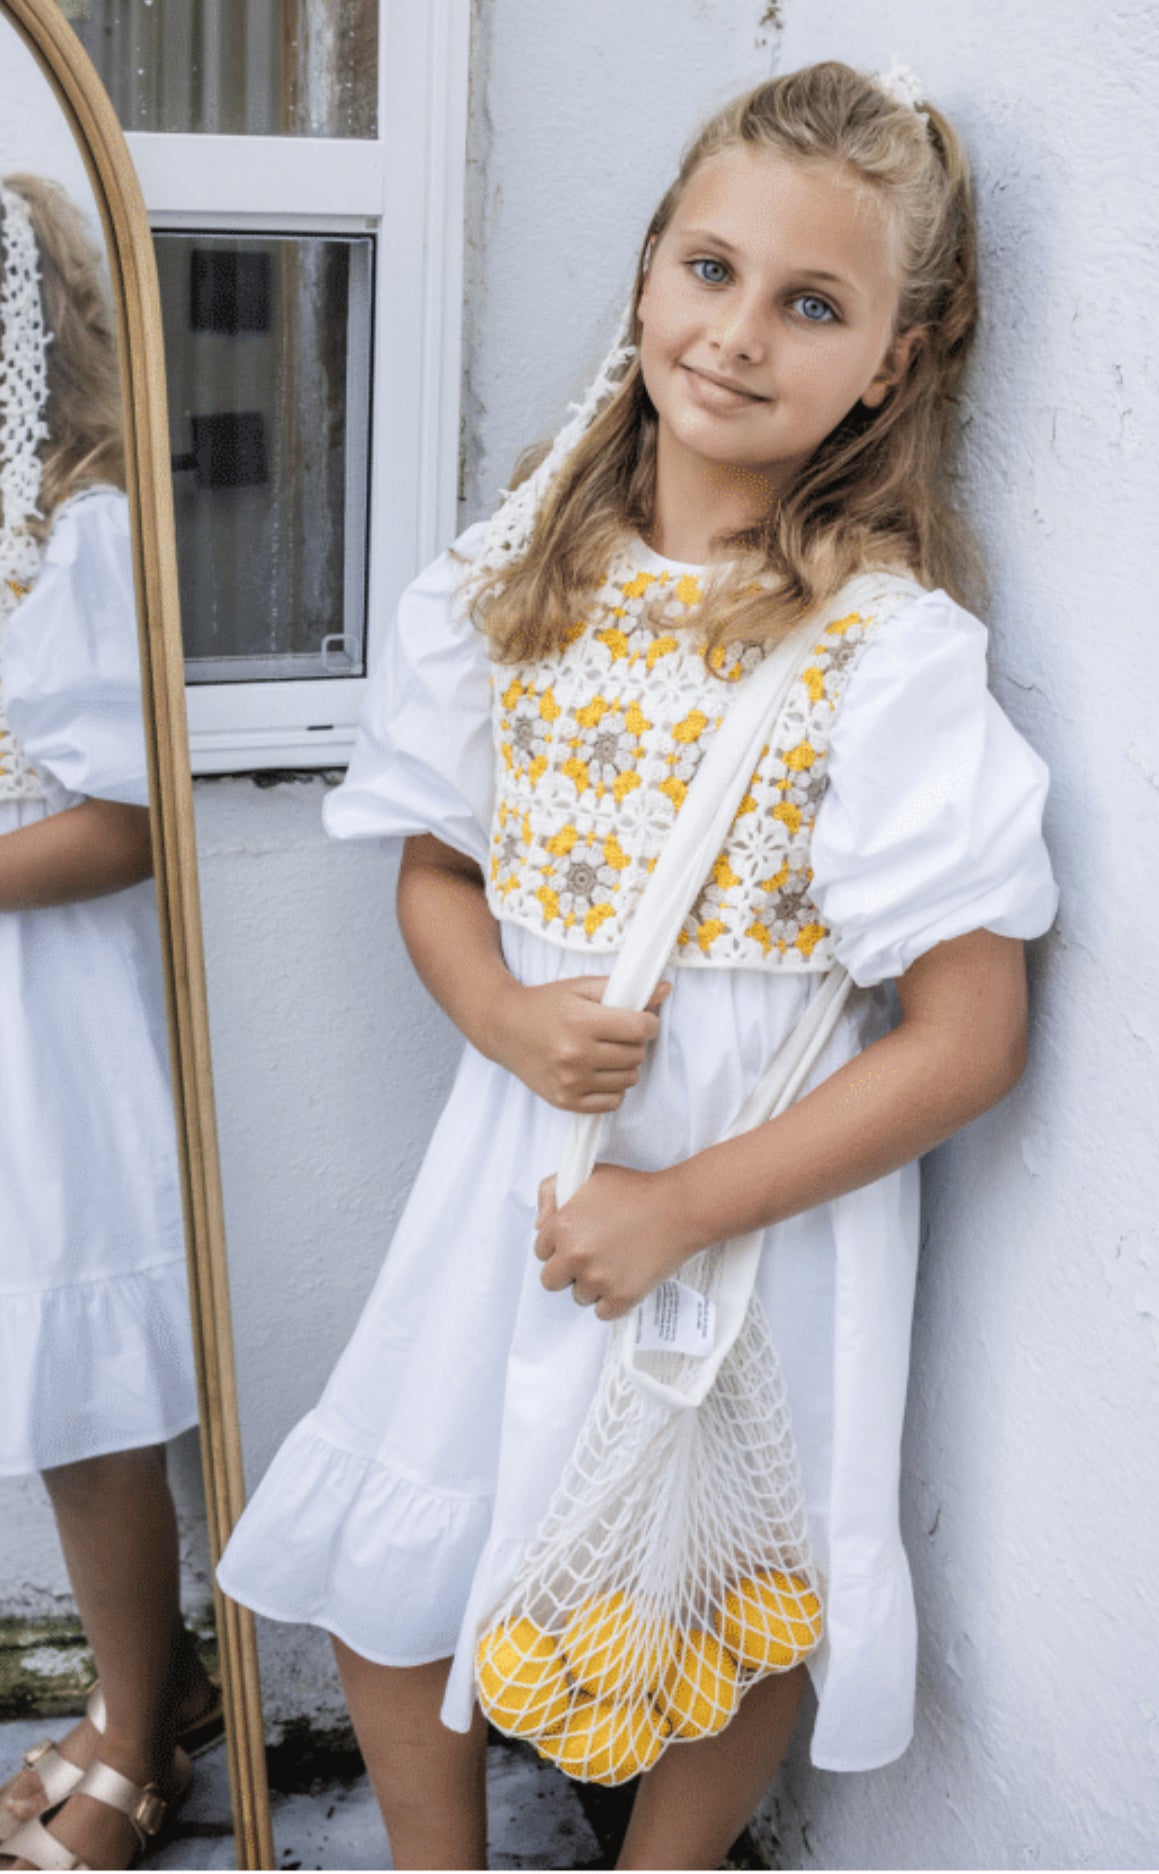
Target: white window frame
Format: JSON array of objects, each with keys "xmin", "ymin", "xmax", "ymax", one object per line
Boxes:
[{"xmin": 126, "ymin": 0, "xmax": 471, "ymax": 774}]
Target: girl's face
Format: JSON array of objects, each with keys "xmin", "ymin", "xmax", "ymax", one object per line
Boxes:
[{"xmin": 636, "ymin": 145, "xmax": 921, "ymax": 502}]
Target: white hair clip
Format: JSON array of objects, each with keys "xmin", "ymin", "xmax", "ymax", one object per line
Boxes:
[{"xmin": 873, "ymin": 58, "xmax": 931, "ymax": 130}]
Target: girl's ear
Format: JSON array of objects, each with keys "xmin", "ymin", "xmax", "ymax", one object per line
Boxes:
[
  {"xmin": 637, "ymin": 235, "xmax": 657, "ymax": 315},
  {"xmin": 861, "ymin": 325, "xmax": 927, "ymax": 409}
]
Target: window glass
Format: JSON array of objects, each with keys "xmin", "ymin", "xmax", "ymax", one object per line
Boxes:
[
  {"xmin": 154, "ymin": 232, "xmax": 373, "ymax": 682},
  {"xmin": 57, "ymin": 0, "xmax": 378, "ymax": 139}
]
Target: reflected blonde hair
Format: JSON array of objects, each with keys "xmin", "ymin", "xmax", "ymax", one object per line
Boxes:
[
  {"xmin": 465, "ymin": 61, "xmax": 979, "ymax": 666},
  {"xmin": 1, "ymin": 173, "xmax": 125, "ymax": 542}
]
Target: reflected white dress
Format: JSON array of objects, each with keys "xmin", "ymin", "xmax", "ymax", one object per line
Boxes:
[
  {"xmin": 218, "ymin": 521, "xmax": 1059, "ymax": 1771},
  {"xmin": 0, "ymin": 487, "xmax": 197, "ymax": 1476}
]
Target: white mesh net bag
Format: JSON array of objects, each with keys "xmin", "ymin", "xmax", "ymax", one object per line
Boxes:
[{"xmin": 474, "ymin": 602, "xmax": 863, "ymax": 1784}]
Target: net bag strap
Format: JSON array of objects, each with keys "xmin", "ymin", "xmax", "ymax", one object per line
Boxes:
[{"xmin": 625, "ymin": 960, "xmax": 853, "ymax": 1408}]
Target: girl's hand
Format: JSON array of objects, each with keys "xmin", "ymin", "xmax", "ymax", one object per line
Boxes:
[
  {"xmin": 533, "ymin": 1164, "xmax": 694, "ymax": 1319},
  {"xmin": 492, "ymin": 977, "xmax": 671, "ymax": 1113}
]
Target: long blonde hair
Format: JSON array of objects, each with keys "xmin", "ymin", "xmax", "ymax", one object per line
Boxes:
[
  {"xmin": 1, "ymin": 173, "xmax": 125, "ymax": 541},
  {"xmin": 466, "ymin": 61, "xmax": 979, "ymax": 667}
]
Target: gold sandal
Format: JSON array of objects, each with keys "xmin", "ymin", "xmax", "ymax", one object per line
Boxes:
[
  {"xmin": 0, "ymin": 1688, "xmax": 105, "ymax": 1845},
  {"xmin": 0, "ymin": 1675, "xmax": 220, "ymax": 1846},
  {"xmin": 0, "ymin": 1747, "xmax": 191, "ymax": 1871},
  {"xmin": 171, "ymin": 1679, "xmax": 225, "ymax": 1760}
]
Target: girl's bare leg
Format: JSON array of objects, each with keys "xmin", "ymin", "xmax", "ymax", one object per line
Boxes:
[
  {"xmin": 2, "ymin": 1444, "xmax": 212, "ymax": 1868},
  {"xmin": 332, "ymin": 1640, "xmax": 488, "ymax": 1871},
  {"xmin": 616, "ymin": 1664, "xmax": 807, "ymax": 1871}
]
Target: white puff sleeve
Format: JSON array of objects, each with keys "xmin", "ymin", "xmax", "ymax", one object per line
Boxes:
[
  {"xmin": 3, "ymin": 489, "xmax": 149, "ymax": 806},
  {"xmin": 323, "ymin": 519, "xmax": 494, "ymax": 867},
  {"xmin": 809, "ymin": 590, "xmax": 1060, "ymax": 988}
]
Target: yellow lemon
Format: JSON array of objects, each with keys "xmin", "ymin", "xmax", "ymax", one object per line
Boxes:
[
  {"xmin": 560, "ymin": 1594, "xmax": 676, "ymax": 1701},
  {"xmin": 476, "ymin": 1618, "xmax": 572, "ymax": 1737},
  {"xmin": 538, "ymin": 1694, "xmax": 667, "ymax": 1785},
  {"xmin": 656, "ymin": 1630, "xmax": 739, "ymax": 1740},
  {"xmin": 718, "ymin": 1570, "xmax": 823, "ymax": 1672}
]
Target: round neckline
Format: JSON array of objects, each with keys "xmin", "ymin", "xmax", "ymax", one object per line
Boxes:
[{"xmin": 626, "ymin": 531, "xmax": 709, "ymax": 574}]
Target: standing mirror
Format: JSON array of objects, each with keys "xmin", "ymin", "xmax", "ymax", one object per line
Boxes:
[{"xmin": 0, "ymin": 2, "xmax": 270, "ymax": 1867}]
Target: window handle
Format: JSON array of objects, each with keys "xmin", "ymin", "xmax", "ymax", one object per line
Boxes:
[{"xmin": 321, "ymin": 634, "xmax": 357, "ymax": 674}]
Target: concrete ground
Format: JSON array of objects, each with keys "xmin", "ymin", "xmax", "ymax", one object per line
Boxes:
[{"xmin": 0, "ymin": 1716, "xmax": 773, "ymax": 1870}]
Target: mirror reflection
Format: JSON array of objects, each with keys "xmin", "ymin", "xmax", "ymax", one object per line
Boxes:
[{"xmin": 0, "ymin": 27, "xmax": 222, "ymax": 1872}]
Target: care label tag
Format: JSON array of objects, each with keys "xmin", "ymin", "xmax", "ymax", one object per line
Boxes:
[{"xmin": 635, "ymin": 1280, "xmax": 715, "ymax": 1358}]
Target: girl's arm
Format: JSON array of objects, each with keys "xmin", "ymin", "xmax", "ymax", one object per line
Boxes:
[
  {"xmin": 0, "ymin": 799, "xmax": 153, "ymax": 910},
  {"xmin": 397, "ymin": 833, "xmax": 669, "ymax": 1113},
  {"xmin": 534, "ymin": 927, "xmax": 1029, "ymax": 1316}
]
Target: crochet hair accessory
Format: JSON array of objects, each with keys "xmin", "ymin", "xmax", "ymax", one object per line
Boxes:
[
  {"xmin": 476, "ymin": 301, "xmax": 637, "ymax": 577},
  {"xmin": 0, "ymin": 181, "xmax": 50, "ymax": 799},
  {"xmin": 872, "ymin": 58, "xmax": 931, "ymax": 129},
  {"xmin": 0, "ymin": 180, "xmax": 51, "ymax": 629}
]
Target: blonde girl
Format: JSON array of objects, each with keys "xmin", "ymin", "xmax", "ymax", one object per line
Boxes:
[
  {"xmin": 220, "ymin": 61, "xmax": 1058, "ymax": 1870},
  {"xmin": 0, "ymin": 178, "xmax": 218, "ymax": 1873}
]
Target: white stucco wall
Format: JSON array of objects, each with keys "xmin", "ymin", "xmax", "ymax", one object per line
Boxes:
[{"xmin": 761, "ymin": 2, "xmax": 1159, "ymax": 1869}]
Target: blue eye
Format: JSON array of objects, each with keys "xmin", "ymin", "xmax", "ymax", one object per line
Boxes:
[
  {"xmin": 793, "ymin": 294, "xmax": 836, "ymax": 323},
  {"xmin": 690, "ymin": 257, "xmax": 729, "ymax": 285}
]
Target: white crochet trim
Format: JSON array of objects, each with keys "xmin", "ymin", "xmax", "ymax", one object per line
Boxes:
[
  {"xmin": 0, "ymin": 182, "xmax": 50, "ymax": 800},
  {"xmin": 873, "ymin": 58, "xmax": 931, "ymax": 130},
  {"xmin": 476, "ymin": 302, "xmax": 637, "ymax": 575},
  {"xmin": 0, "ymin": 181, "xmax": 50, "ymax": 630}
]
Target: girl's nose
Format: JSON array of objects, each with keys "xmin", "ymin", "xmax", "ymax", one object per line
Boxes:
[{"xmin": 709, "ymin": 292, "xmax": 769, "ymax": 364}]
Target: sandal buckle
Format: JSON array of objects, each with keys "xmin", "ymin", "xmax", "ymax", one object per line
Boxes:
[{"xmin": 133, "ymin": 1787, "xmax": 167, "ymax": 1836}]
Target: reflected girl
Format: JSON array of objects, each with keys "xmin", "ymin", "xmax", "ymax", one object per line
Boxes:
[{"xmin": 0, "ymin": 177, "xmax": 218, "ymax": 1870}]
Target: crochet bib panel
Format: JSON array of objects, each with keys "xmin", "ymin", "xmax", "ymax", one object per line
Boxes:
[
  {"xmin": 485, "ymin": 550, "xmax": 921, "ymax": 970},
  {"xmin": 0, "ymin": 708, "xmax": 42, "ymax": 801}
]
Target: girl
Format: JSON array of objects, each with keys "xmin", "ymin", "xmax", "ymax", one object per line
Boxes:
[
  {"xmin": 219, "ymin": 61, "xmax": 1059, "ymax": 1870},
  {"xmin": 0, "ymin": 178, "xmax": 219, "ymax": 1872}
]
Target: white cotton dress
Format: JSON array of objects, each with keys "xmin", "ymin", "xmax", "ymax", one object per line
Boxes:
[
  {"xmin": 217, "ymin": 519, "xmax": 1059, "ymax": 1771},
  {"xmin": 0, "ymin": 486, "xmax": 197, "ymax": 1477}
]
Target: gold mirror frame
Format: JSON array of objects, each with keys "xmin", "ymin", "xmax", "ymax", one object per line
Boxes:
[{"xmin": 1, "ymin": 2, "xmax": 273, "ymax": 1865}]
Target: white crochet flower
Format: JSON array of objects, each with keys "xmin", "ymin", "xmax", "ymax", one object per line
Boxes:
[
  {"xmin": 506, "ymin": 691, "xmax": 551, "ymax": 773},
  {"xmin": 576, "ymin": 707, "xmax": 640, "ymax": 787},
  {"xmin": 557, "ymin": 853, "xmax": 619, "ymax": 919},
  {"xmin": 873, "ymin": 58, "xmax": 931, "ymax": 129}
]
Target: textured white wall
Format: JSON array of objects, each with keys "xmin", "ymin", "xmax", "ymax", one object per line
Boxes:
[{"xmin": 759, "ymin": 2, "xmax": 1159, "ymax": 1869}]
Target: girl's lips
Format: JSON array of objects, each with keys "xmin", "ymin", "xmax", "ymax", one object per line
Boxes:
[{"xmin": 681, "ymin": 365, "xmax": 768, "ymax": 410}]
